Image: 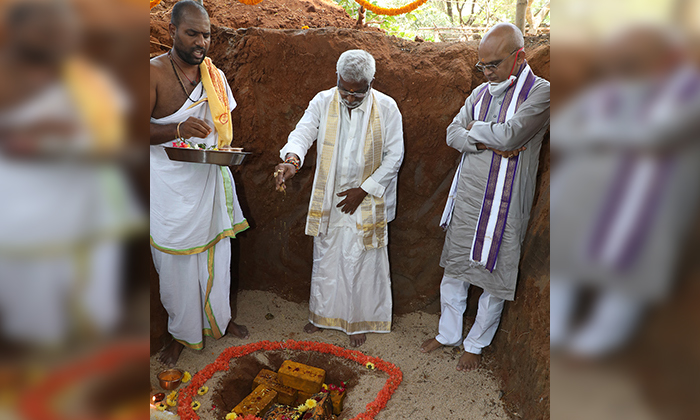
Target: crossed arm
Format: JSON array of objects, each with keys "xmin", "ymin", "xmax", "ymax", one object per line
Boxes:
[{"xmin": 446, "ymin": 82, "xmax": 550, "ymax": 157}]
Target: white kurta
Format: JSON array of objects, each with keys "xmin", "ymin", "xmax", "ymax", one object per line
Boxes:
[
  {"xmin": 150, "ymin": 67, "xmax": 248, "ymax": 349},
  {"xmin": 441, "ymin": 70, "xmax": 550, "ymax": 301},
  {"xmin": 281, "ymin": 88, "xmax": 404, "ymax": 334}
]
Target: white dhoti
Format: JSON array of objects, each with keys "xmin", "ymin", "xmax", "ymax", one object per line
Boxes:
[
  {"xmin": 151, "ymin": 238, "xmax": 232, "ymax": 349},
  {"xmin": 281, "ymin": 88, "xmax": 404, "ymax": 336},
  {"xmin": 435, "ymin": 275, "xmax": 505, "ymax": 354},
  {"xmin": 150, "ymin": 68, "xmax": 248, "ymax": 349},
  {"xmin": 309, "ymin": 226, "xmax": 391, "ymax": 335}
]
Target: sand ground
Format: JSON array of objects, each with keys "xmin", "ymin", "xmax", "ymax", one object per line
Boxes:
[{"xmin": 150, "ymin": 290, "xmax": 510, "ymax": 419}]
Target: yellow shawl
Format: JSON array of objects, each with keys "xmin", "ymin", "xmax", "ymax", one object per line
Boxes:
[
  {"xmin": 306, "ymin": 90, "xmax": 387, "ymax": 250},
  {"xmin": 199, "ymin": 57, "xmax": 233, "ymax": 149}
]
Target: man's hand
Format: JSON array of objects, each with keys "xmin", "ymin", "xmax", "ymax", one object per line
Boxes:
[
  {"xmin": 476, "ymin": 143, "xmax": 527, "ymax": 159},
  {"xmin": 491, "ymin": 145, "xmax": 527, "ymax": 158},
  {"xmin": 469, "ymin": 120, "xmax": 526, "ymax": 158},
  {"xmin": 274, "ymin": 163, "xmax": 297, "ymax": 192},
  {"xmin": 336, "ymin": 188, "xmax": 368, "ymax": 214},
  {"xmin": 178, "ymin": 117, "xmax": 212, "ymax": 139}
]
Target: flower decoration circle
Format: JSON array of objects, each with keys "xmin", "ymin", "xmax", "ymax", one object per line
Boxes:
[{"xmin": 177, "ymin": 340, "xmax": 403, "ymax": 420}]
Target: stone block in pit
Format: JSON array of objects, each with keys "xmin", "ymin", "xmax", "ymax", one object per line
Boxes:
[
  {"xmin": 252, "ymin": 368, "xmax": 299, "ymax": 406},
  {"xmin": 233, "ymin": 384, "xmax": 278, "ymax": 418},
  {"xmin": 278, "ymin": 361, "xmax": 325, "ymax": 395}
]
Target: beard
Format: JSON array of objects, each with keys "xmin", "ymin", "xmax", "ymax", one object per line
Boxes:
[
  {"xmin": 341, "ymin": 91, "xmax": 369, "ymax": 110},
  {"xmin": 341, "ymin": 97, "xmax": 362, "ymax": 109},
  {"xmin": 173, "ymin": 44, "xmax": 207, "ymax": 65}
]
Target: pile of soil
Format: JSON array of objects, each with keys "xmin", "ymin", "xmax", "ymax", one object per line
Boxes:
[{"xmin": 150, "ymin": 0, "xmax": 366, "ymax": 56}]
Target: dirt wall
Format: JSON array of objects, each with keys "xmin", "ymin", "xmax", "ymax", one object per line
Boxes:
[{"xmin": 151, "ymin": 25, "xmax": 550, "ymax": 420}]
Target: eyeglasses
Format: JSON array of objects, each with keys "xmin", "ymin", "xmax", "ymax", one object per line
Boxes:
[
  {"xmin": 475, "ymin": 48, "xmax": 522, "ymax": 72},
  {"xmin": 337, "ymin": 80, "xmax": 371, "ymax": 99}
]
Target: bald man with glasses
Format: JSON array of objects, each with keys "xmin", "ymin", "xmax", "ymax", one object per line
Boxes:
[{"xmin": 420, "ymin": 23, "xmax": 550, "ymax": 371}]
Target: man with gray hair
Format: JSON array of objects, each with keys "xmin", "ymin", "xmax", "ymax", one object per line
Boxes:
[
  {"xmin": 420, "ymin": 23, "xmax": 550, "ymax": 370},
  {"xmin": 275, "ymin": 49, "xmax": 404, "ymax": 347}
]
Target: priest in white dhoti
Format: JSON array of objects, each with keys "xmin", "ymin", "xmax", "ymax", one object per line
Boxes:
[
  {"xmin": 274, "ymin": 50, "xmax": 404, "ymax": 347},
  {"xmin": 421, "ymin": 23, "xmax": 550, "ymax": 370},
  {"xmin": 150, "ymin": 0, "xmax": 249, "ymax": 366}
]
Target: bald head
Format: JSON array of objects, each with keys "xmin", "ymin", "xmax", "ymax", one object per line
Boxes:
[
  {"xmin": 171, "ymin": 0, "xmax": 209, "ymax": 28},
  {"xmin": 480, "ymin": 23, "xmax": 524, "ymax": 56},
  {"xmin": 477, "ymin": 23, "xmax": 526, "ymax": 83}
]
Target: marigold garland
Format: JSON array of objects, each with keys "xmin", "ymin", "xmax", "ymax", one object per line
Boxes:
[
  {"xmin": 177, "ymin": 340, "xmax": 403, "ymax": 420},
  {"xmin": 354, "ymin": 0, "xmax": 429, "ymax": 16}
]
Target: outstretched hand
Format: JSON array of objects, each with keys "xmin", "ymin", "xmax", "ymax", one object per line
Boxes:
[
  {"xmin": 336, "ymin": 187, "xmax": 368, "ymax": 214},
  {"xmin": 274, "ymin": 163, "xmax": 296, "ymax": 192}
]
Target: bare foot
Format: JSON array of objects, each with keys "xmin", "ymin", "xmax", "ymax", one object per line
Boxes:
[
  {"xmin": 349, "ymin": 333, "xmax": 366, "ymax": 347},
  {"xmin": 158, "ymin": 340, "xmax": 184, "ymax": 367},
  {"xmin": 303, "ymin": 322, "xmax": 322, "ymax": 334},
  {"xmin": 226, "ymin": 321, "xmax": 249, "ymax": 339},
  {"xmin": 456, "ymin": 351, "xmax": 481, "ymax": 371},
  {"xmin": 420, "ymin": 338, "xmax": 443, "ymax": 353}
]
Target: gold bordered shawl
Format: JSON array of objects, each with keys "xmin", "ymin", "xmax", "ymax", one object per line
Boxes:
[
  {"xmin": 198, "ymin": 57, "xmax": 233, "ymax": 149},
  {"xmin": 306, "ymin": 90, "xmax": 387, "ymax": 250}
]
